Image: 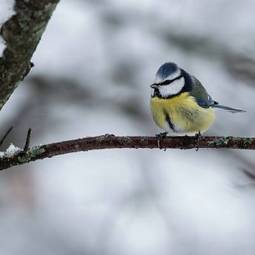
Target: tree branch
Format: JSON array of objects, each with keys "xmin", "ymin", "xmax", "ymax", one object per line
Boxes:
[
  {"xmin": 0, "ymin": 135, "xmax": 255, "ymax": 170},
  {"xmin": 0, "ymin": 0, "xmax": 60, "ymax": 110}
]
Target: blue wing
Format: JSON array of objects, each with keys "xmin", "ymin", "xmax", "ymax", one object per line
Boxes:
[
  {"xmin": 190, "ymin": 76, "xmax": 215, "ymax": 108},
  {"xmin": 191, "ymin": 76, "xmax": 245, "ymax": 113}
]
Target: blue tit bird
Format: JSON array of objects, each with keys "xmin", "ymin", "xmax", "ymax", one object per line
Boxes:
[{"xmin": 150, "ymin": 62, "xmax": 245, "ymax": 135}]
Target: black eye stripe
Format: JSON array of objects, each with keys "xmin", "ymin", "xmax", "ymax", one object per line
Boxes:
[
  {"xmin": 157, "ymin": 74, "xmax": 182, "ymax": 86},
  {"xmin": 160, "ymin": 80, "xmax": 172, "ymax": 85}
]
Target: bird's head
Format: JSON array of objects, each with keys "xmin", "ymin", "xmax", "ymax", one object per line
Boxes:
[{"xmin": 151, "ymin": 62, "xmax": 185, "ymax": 98}]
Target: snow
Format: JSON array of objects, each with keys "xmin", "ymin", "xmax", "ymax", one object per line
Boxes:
[
  {"xmin": 5, "ymin": 143, "xmax": 21, "ymax": 156},
  {"xmin": 0, "ymin": 143, "xmax": 21, "ymax": 158},
  {"xmin": 0, "ymin": 0, "xmax": 15, "ymax": 56}
]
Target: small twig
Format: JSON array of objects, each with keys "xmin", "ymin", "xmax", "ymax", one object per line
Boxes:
[
  {"xmin": 0, "ymin": 126, "xmax": 14, "ymax": 147},
  {"xmin": 242, "ymin": 169, "xmax": 255, "ymax": 180},
  {"xmin": 23, "ymin": 128, "xmax": 32, "ymax": 152}
]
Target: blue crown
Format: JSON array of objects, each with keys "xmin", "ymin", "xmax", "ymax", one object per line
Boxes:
[{"xmin": 156, "ymin": 62, "xmax": 178, "ymax": 79}]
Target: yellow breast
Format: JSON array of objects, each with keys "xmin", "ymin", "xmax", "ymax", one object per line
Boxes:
[{"xmin": 150, "ymin": 92, "xmax": 215, "ymax": 133}]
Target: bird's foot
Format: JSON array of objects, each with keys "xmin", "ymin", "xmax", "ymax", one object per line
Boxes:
[
  {"xmin": 156, "ymin": 132, "xmax": 168, "ymax": 150},
  {"xmin": 156, "ymin": 132, "xmax": 168, "ymax": 138},
  {"xmin": 195, "ymin": 131, "xmax": 201, "ymax": 151}
]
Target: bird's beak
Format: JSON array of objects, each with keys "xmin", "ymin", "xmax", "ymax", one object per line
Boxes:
[{"xmin": 150, "ymin": 83, "xmax": 158, "ymax": 89}]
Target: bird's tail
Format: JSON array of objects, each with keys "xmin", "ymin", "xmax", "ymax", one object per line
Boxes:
[{"xmin": 212, "ymin": 104, "xmax": 246, "ymax": 113}]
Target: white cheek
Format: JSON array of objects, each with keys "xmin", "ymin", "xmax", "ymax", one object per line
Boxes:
[
  {"xmin": 159, "ymin": 77, "xmax": 184, "ymax": 97},
  {"xmin": 151, "ymin": 88, "xmax": 154, "ymax": 96}
]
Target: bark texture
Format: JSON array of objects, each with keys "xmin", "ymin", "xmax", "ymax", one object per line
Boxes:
[{"xmin": 0, "ymin": 0, "xmax": 59, "ymax": 110}]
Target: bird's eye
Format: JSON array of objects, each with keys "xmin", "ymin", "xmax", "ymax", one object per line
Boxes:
[
  {"xmin": 158, "ymin": 74, "xmax": 183, "ymax": 86},
  {"xmin": 160, "ymin": 80, "xmax": 172, "ymax": 85}
]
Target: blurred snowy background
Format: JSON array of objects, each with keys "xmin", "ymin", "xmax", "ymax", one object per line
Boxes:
[{"xmin": 1, "ymin": 0, "xmax": 255, "ymax": 254}]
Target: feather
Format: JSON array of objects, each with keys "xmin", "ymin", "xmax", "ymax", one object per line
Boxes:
[
  {"xmin": 189, "ymin": 76, "xmax": 245, "ymax": 113},
  {"xmin": 211, "ymin": 104, "xmax": 246, "ymax": 113},
  {"xmin": 189, "ymin": 76, "xmax": 213, "ymax": 108}
]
